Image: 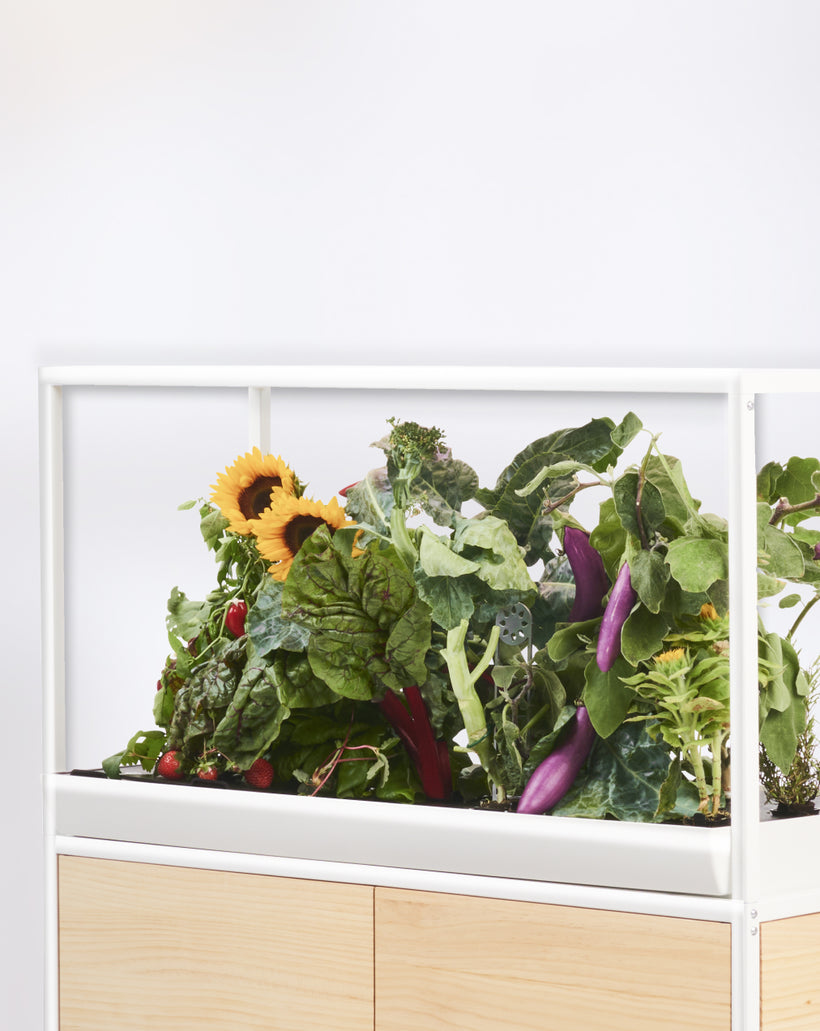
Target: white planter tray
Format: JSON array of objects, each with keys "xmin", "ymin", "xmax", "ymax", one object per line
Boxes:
[{"xmin": 51, "ymin": 772, "xmax": 733, "ymax": 897}]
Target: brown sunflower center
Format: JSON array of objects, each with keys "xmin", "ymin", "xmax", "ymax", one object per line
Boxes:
[
  {"xmin": 238, "ymin": 476, "xmax": 284, "ymax": 519},
  {"xmin": 284, "ymin": 515, "xmax": 327, "ymax": 556}
]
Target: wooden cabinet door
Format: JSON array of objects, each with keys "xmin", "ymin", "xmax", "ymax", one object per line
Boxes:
[
  {"xmin": 58, "ymin": 856, "xmax": 374, "ymax": 1031},
  {"xmin": 761, "ymin": 912, "xmax": 820, "ymax": 1030},
  {"xmin": 375, "ymin": 887, "xmax": 731, "ymax": 1031}
]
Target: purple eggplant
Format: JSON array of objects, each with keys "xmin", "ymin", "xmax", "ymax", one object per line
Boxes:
[
  {"xmin": 596, "ymin": 561, "xmax": 637, "ymax": 672},
  {"xmin": 516, "ymin": 705, "xmax": 596, "ymax": 815},
  {"xmin": 563, "ymin": 526, "xmax": 609, "ymax": 622}
]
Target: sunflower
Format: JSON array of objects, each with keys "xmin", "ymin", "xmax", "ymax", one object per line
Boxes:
[
  {"xmin": 255, "ymin": 493, "xmax": 355, "ymax": 580},
  {"xmin": 210, "ymin": 448, "xmax": 296, "ymax": 535}
]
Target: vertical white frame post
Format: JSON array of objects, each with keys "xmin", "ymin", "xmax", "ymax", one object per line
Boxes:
[
  {"xmin": 39, "ymin": 379, "xmax": 64, "ymax": 1031},
  {"xmin": 248, "ymin": 386, "xmax": 271, "ymax": 453},
  {"xmin": 729, "ymin": 376, "xmax": 763, "ymax": 1031}
]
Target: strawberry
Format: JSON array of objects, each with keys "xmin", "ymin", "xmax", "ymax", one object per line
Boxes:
[
  {"xmin": 156, "ymin": 751, "xmax": 183, "ymax": 780},
  {"xmin": 225, "ymin": 601, "xmax": 248, "ymax": 638},
  {"xmin": 197, "ymin": 765, "xmax": 219, "ymax": 781},
  {"xmin": 244, "ymin": 758, "xmax": 274, "ymax": 789}
]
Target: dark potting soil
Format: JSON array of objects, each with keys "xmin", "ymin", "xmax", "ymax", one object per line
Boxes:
[{"xmin": 64, "ymin": 768, "xmax": 820, "ymax": 825}]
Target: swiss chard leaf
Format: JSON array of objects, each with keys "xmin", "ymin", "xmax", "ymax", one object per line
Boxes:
[
  {"xmin": 247, "ymin": 578, "xmax": 310, "ymax": 654},
  {"xmin": 273, "ymin": 650, "xmax": 337, "ymax": 708},
  {"xmin": 281, "ymin": 527, "xmax": 431, "ymax": 700},
  {"xmin": 212, "ymin": 644, "xmax": 291, "ymax": 766}
]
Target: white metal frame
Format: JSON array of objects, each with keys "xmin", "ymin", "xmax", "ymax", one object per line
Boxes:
[{"xmin": 40, "ymin": 365, "xmax": 820, "ymax": 1031}]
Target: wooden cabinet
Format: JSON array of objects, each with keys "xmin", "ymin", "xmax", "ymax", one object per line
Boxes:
[
  {"xmin": 57, "ymin": 857, "xmax": 374, "ymax": 1031},
  {"xmin": 374, "ymin": 887, "xmax": 731, "ymax": 1031},
  {"xmin": 58, "ymin": 857, "xmax": 737, "ymax": 1031},
  {"xmin": 59, "ymin": 856, "xmax": 820, "ymax": 1031}
]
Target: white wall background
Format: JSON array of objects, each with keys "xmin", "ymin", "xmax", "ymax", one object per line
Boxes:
[{"xmin": 3, "ymin": 3, "xmax": 820, "ymax": 1027}]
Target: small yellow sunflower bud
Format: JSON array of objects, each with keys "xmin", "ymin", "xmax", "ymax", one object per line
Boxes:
[
  {"xmin": 656, "ymin": 647, "xmax": 686, "ymax": 666},
  {"xmin": 699, "ymin": 603, "xmax": 719, "ymax": 621}
]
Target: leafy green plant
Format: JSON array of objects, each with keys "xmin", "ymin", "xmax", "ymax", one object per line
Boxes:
[
  {"xmin": 101, "ymin": 414, "xmax": 820, "ymax": 827},
  {"xmin": 760, "ymin": 662, "xmax": 820, "ymax": 814}
]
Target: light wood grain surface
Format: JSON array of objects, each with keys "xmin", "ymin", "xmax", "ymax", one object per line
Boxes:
[
  {"xmin": 762, "ymin": 912, "xmax": 820, "ymax": 1030},
  {"xmin": 375, "ymin": 887, "xmax": 731, "ymax": 1031},
  {"xmin": 58, "ymin": 856, "xmax": 374, "ymax": 1031}
]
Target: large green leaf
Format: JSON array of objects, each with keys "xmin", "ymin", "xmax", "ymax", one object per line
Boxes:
[
  {"xmin": 166, "ymin": 587, "xmax": 210, "ymax": 641},
  {"xmin": 212, "ymin": 651, "xmax": 290, "ymax": 767},
  {"xmin": 582, "ymin": 656, "xmax": 635, "ymax": 738},
  {"xmin": 665, "ymin": 538, "xmax": 728, "ymax": 593},
  {"xmin": 759, "ymin": 630, "xmax": 809, "ymax": 772},
  {"xmin": 475, "ymin": 418, "xmax": 621, "ymax": 564},
  {"xmin": 610, "ymin": 412, "xmax": 643, "ymax": 450},
  {"xmin": 282, "ymin": 528, "xmax": 431, "ymax": 700},
  {"xmin": 415, "ymin": 574, "xmax": 476, "ymax": 631},
  {"xmin": 589, "ymin": 497, "xmax": 628, "ymax": 579},
  {"xmin": 343, "ymin": 467, "xmax": 394, "ymax": 534},
  {"xmin": 758, "ymin": 503, "xmax": 806, "ymax": 581},
  {"xmin": 773, "ymin": 456, "xmax": 820, "ymax": 506},
  {"xmin": 167, "ymin": 654, "xmax": 238, "ymax": 752},
  {"xmin": 417, "ymin": 527, "xmax": 480, "ymax": 578},
  {"xmin": 613, "ymin": 472, "xmax": 666, "ymax": 541},
  {"xmin": 420, "ymin": 456, "xmax": 480, "ymax": 525},
  {"xmin": 546, "ymin": 617, "xmax": 601, "ymax": 663},
  {"xmin": 273, "ymin": 651, "xmax": 336, "ymax": 709},
  {"xmin": 643, "ymin": 453, "xmax": 700, "ymax": 527},
  {"xmin": 451, "ymin": 515, "xmax": 535, "ymax": 594},
  {"xmin": 247, "ymin": 579, "xmax": 310, "ymax": 654},
  {"xmin": 629, "ymin": 549, "xmax": 670, "ymax": 615},
  {"xmin": 620, "ymin": 606, "xmax": 669, "ymax": 666}
]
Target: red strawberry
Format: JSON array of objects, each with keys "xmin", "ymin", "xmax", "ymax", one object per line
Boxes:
[
  {"xmin": 225, "ymin": 601, "xmax": 248, "ymax": 638},
  {"xmin": 197, "ymin": 765, "xmax": 219, "ymax": 781},
  {"xmin": 244, "ymin": 758, "xmax": 274, "ymax": 789},
  {"xmin": 156, "ymin": 751, "xmax": 183, "ymax": 780}
]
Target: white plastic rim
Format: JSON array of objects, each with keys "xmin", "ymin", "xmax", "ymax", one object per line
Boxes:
[{"xmin": 51, "ymin": 773, "xmax": 732, "ymax": 898}]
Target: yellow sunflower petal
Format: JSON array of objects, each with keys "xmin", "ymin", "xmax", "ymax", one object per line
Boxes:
[
  {"xmin": 255, "ymin": 494, "xmax": 355, "ymax": 580},
  {"xmin": 209, "ymin": 448, "xmax": 296, "ymax": 535}
]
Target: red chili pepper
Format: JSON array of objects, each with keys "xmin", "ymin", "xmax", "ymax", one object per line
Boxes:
[{"xmin": 225, "ymin": 600, "xmax": 248, "ymax": 638}]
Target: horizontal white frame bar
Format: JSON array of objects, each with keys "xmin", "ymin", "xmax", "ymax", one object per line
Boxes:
[
  {"xmin": 741, "ymin": 368, "xmax": 820, "ymax": 394},
  {"xmin": 55, "ymin": 834, "xmax": 739, "ymax": 924},
  {"xmin": 39, "ymin": 365, "xmax": 738, "ymax": 392}
]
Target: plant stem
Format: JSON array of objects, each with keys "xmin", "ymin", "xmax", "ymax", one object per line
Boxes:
[
  {"xmin": 787, "ymin": 593, "xmax": 820, "ymax": 641},
  {"xmin": 441, "ymin": 619, "xmax": 503, "ymax": 796},
  {"xmin": 710, "ymin": 731, "xmax": 725, "ymax": 817},
  {"xmin": 542, "ymin": 480, "xmax": 598, "ymax": 517},
  {"xmin": 685, "ymin": 718, "xmax": 709, "ymax": 812},
  {"xmin": 389, "ymin": 503, "xmax": 418, "ymax": 570},
  {"xmin": 769, "ymin": 493, "xmax": 820, "ymax": 526}
]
